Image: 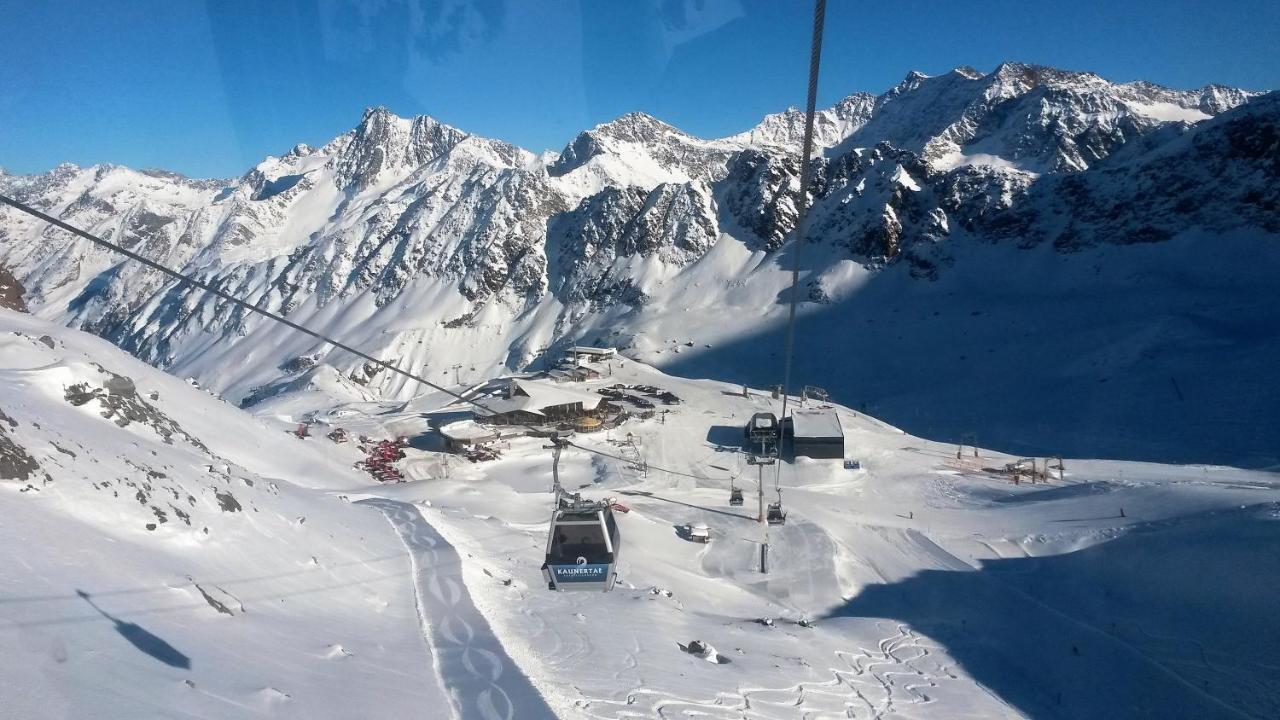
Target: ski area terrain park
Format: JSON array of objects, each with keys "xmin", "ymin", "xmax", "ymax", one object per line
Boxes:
[{"xmin": 1, "ymin": 307, "xmax": 1277, "ymax": 719}]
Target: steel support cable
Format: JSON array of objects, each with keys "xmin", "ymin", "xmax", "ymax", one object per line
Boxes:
[
  {"xmin": 775, "ymin": 0, "xmax": 828, "ymax": 496},
  {"xmin": 0, "ymin": 193, "xmax": 726, "ymax": 483}
]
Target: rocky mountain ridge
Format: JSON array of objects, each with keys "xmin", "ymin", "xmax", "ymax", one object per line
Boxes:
[{"xmin": 1, "ymin": 62, "xmax": 1276, "ymax": 466}]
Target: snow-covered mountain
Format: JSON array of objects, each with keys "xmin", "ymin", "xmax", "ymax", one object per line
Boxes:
[{"xmin": 1, "ymin": 62, "xmax": 1276, "ymax": 467}]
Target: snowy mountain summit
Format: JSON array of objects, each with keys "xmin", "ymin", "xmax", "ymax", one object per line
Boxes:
[{"xmin": 1, "ymin": 62, "xmax": 1276, "ymax": 467}]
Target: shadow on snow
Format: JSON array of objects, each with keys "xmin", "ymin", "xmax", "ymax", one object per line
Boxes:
[
  {"xmin": 661, "ymin": 237, "xmax": 1280, "ymax": 469},
  {"xmin": 77, "ymin": 589, "xmax": 191, "ymax": 670},
  {"xmin": 823, "ymin": 504, "xmax": 1280, "ymax": 719}
]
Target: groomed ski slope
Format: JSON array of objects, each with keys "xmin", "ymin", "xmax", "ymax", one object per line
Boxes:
[
  {"xmin": 358, "ymin": 497, "xmax": 556, "ymax": 720},
  {"xmin": 3, "ymin": 307, "xmax": 1278, "ymax": 719}
]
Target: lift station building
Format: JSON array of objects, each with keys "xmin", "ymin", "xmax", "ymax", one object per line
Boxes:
[
  {"xmin": 787, "ymin": 410, "xmax": 845, "ymax": 459},
  {"xmin": 564, "ymin": 346, "xmax": 616, "ymax": 364},
  {"xmin": 745, "ymin": 412, "xmax": 780, "ymax": 452}
]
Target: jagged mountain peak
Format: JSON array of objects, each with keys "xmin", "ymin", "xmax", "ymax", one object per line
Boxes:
[
  {"xmin": 986, "ymin": 61, "xmax": 1045, "ymax": 92},
  {"xmin": 980, "ymin": 61, "xmax": 1112, "ymax": 100},
  {"xmin": 563, "ymin": 110, "xmax": 702, "ymax": 152},
  {"xmin": 892, "ymin": 70, "xmax": 933, "ymax": 94},
  {"xmin": 283, "ymin": 143, "xmax": 314, "ymax": 159},
  {"xmin": 726, "ymin": 92, "xmax": 876, "ymax": 153},
  {"xmin": 597, "ymin": 110, "xmax": 680, "ymax": 133},
  {"xmin": 845, "ymin": 61, "xmax": 1261, "ymax": 174},
  {"xmin": 547, "ymin": 110, "xmax": 737, "ymax": 188},
  {"xmin": 332, "ymin": 107, "xmax": 471, "ymax": 189},
  {"xmin": 833, "ymin": 91, "xmax": 877, "ymax": 111},
  {"xmin": 348, "ymin": 106, "xmax": 462, "ymax": 145},
  {"xmin": 359, "ymin": 104, "xmax": 400, "ymax": 123}
]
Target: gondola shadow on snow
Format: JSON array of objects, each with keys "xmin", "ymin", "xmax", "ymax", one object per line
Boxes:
[
  {"xmin": 820, "ymin": 505, "xmax": 1280, "ymax": 719},
  {"xmin": 76, "ymin": 590, "xmax": 191, "ymax": 669}
]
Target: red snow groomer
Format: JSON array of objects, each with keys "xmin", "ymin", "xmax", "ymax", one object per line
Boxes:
[{"xmin": 358, "ymin": 438, "xmax": 408, "ymax": 483}]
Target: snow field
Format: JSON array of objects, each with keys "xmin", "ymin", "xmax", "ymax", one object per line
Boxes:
[{"xmin": 3, "ymin": 309, "xmax": 1277, "ymax": 718}]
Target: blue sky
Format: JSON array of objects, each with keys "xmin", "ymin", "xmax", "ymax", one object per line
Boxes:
[{"xmin": 2, "ymin": 0, "xmax": 1277, "ymax": 179}]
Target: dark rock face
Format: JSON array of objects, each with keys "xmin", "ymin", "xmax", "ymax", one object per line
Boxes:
[
  {"xmin": 0, "ymin": 406, "xmax": 44, "ymax": 483},
  {"xmin": 548, "ymin": 182, "xmax": 717, "ymax": 306},
  {"xmin": 719, "ymin": 150, "xmax": 801, "ymax": 251},
  {"xmin": 0, "ymin": 264, "xmax": 26, "ymax": 312},
  {"xmin": 64, "ymin": 374, "xmax": 207, "ymax": 451},
  {"xmin": 214, "ymin": 489, "xmax": 242, "ymax": 513}
]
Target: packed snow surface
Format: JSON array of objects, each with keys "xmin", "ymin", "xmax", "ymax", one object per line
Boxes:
[{"xmin": 3, "ymin": 309, "xmax": 1277, "ymax": 719}]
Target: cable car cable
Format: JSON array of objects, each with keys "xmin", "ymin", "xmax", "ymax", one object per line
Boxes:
[
  {"xmin": 778, "ymin": 0, "xmax": 827, "ymax": 427},
  {"xmin": 772, "ymin": 0, "xmax": 827, "ymax": 516}
]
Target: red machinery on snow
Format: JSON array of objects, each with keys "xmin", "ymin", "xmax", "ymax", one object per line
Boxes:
[{"xmin": 358, "ymin": 437, "xmax": 408, "ymax": 483}]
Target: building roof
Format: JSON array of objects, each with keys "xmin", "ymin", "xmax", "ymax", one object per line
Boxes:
[
  {"xmin": 790, "ymin": 410, "xmax": 843, "ymax": 439},
  {"xmin": 471, "ymin": 394, "xmax": 545, "ymax": 416},
  {"xmin": 565, "ymin": 346, "xmax": 616, "ymax": 356},
  {"xmin": 439, "ymin": 420, "xmax": 498, "ymax": 441},
  {"xmin": 473, "ymin": 379, "xmax": 602, "ymax": 417},
  {"xmin": 550, "ymin": 362, "xmax": 599, "ymax": 374}
]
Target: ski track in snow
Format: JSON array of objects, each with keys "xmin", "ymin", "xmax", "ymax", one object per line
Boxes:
[
  {"xmin": 359, "ymin": 498, "xmax": 556, "ymax": 720},
  {"xmin": 578, "ymin": 622, "xmax": 971, "ymax": 720}
]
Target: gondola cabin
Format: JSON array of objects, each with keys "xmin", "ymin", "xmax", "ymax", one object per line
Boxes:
[
  {"xmin": 766, "ymin": 502, "xmax": 787, "ymax": 525},
  {"xmin": 542, "ymin": 498, "xmax": 620, "ymax": 592},
  {"xmin": 729, "ymin": 487, "xmax": 744, "ymax": 506}
]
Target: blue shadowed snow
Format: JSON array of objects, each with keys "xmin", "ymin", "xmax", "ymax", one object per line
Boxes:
[
  {"xmin": 827, "ymin": 504, "xmax": 1280, "ymax": 719},
  {"xmin": 76, "ymin": 590, "xmax": 191, "ymax": 670}
]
